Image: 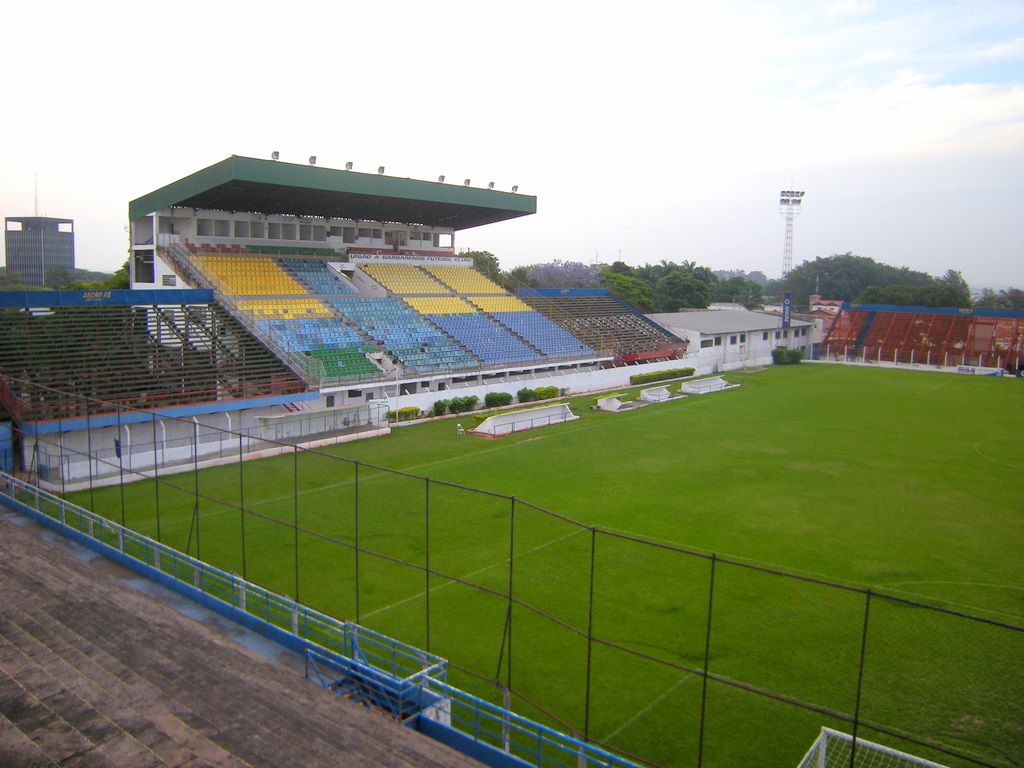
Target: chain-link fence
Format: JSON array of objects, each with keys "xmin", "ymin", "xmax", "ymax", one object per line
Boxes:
[{"xmin": 6, "ymin": 387, "xmax": 1022, "ymax": 768}]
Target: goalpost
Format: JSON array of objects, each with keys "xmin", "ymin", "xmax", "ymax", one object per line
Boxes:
[{"xmin": 796, "ymin": 729, "xmax": 951, "ymax": 768}]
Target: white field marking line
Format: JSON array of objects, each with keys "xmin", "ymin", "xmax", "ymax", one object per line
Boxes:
[
  {"xmin": 140, "ymin": 419, "xmax": 630, "ymax": 528},
  {"xmin": 154, "ymin": 395, "xmax": 693, "ymax": 520},
  {"xmin": 359, "ymin": 528, "xmax": 586, "ymax": 621},
  {"xmin": 882, "ymin": 580, "xmax": 1024, "ymax": 592},
  {"xmin": 246, "ymin": 434, "xmax": 567, "ymax": 511},
  {"xmin": 973, "ymin": 440, "xmax": 1024, "ymax": 470},
  {"xmin": 602, "ymin": 674, "xmax": 696, "ymax": 743},
  {"xmin": 599, "ymin": 527, "xmax": 1024, "ymax": 623}
]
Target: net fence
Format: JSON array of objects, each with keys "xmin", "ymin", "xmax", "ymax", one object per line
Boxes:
[{"xmin": 3, "ymin": 382, "xmax": 1021, "ymax": 768}]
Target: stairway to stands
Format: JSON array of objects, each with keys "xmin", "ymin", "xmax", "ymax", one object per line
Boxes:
[
  {"xmin": 0, "ymin": 514, "xmax": 483, "ymax": 768},
  {"xmin": 852, "ymin": 311, "xmax": 877, "ymax": 353}
]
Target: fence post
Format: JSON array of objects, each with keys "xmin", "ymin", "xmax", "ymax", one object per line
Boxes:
[
  {"xmin": 116, "ymin": 404, "xmax": 125, "ymax": 526},
  {"xmin": 508, "ymin": 497, "xmax": 516, "ymax": 693},
  {"xmin": 354, "ymin": 461, "xmax": 361, "ymax": 623},
  {"xmin": 57, "ymin": 400, "xmax": 66, "ymax": 496},
  {"xmin": 503, "ymin": 686, "xmax": 512, "ymax": 754},
  {"xmin": 850, "ymin": 589, "xmax": 873, "ymax": 768},
  {"xmin": 425, "ymin": 476, "xmax": 431, "ymax": 653},
  {"xmin": 239, "ymin": 432, "xmax": 247, "ymax": 581},
  {"xmin": 293, "ymin": 445, "xmax": 300, "ymax": 603},
  {"xmin": 697, "ymin": 553, "xmax": 717, "ymax": 768},
  {"xmin": 583, "ymin": 527, "xmax": 597, "ymax": 742},
  {"xmin": 151, "ymin": 412, "xmax": 161, "ymax": 543},
  {"xmin": 190, "ymin": 420, "xmax": 201, "ymax": 560},
  {"xmin": 86, "ymin": 408, "xmax": 95, "ymax": 511}
]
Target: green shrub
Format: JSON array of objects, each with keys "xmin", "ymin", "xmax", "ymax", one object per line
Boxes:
[
  {"xmin": 396, "ymin": 406, "xmax": 421, "ymax": 421},
  {"xmin": 629, "ymin": 368, "xmax": 695, "ymax": 385},
  {"xmin": 485, "ymin": 392, "xmax": 514, "ymax": 408},
  {"xmin": 448, "ymin": 395, "xmax": 479, "ymax": 414},
  {"xmin": 534, "ymin": 386, "xmax": 559, "ymax": 400},
  {"xmin": 432, "ymin": 400, "xmax": 449, "ymax": 417},
  {"xmin": 517, "ymin": 388, "xmax": 537, "ymax": 403},
  {"xmin": 772, "ymin": 348, "xmax": 803, "ymax": 365}
]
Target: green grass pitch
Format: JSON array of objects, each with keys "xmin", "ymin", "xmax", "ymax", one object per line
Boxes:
[{"xmin": 73, "ymin": 364, "xmax": 1024, "ymax": 767}]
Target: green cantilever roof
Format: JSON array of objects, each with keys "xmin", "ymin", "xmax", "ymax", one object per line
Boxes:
[{"xmin": 129, "ymin": 155, "xmax": 536, "ymax": 231}]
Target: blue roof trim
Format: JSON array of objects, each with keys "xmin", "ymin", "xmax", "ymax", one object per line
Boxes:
[
  {"xmin": 0, "ymin": 289, "xmax": 214, "ymax": 308},
  {"xmin": 843, "ymin": 303, "xmax": 1024, "ymax": 319},
  {"xmin": 18, "ymin": 391, "xmax": 319, "ymax": 435}
]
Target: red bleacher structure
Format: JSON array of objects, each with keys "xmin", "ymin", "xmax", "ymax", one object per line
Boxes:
[{"xmin": 821, "ymin": 303, "xmax": 1024, "ymax": 370}]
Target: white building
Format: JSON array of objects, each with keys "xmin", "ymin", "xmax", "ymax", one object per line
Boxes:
[{"xmin": 649, "ymin": 310, "xmax": 814, "ymax": 371}]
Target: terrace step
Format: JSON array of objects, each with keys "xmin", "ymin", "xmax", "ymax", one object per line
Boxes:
[{"xmin": 0, "ymin": 514, "xmax": 485, "ymax": 768}]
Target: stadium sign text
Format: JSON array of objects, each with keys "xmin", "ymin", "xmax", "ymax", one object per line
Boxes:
[{"xmin": 349, "ymin": 253, "xmax": 472, "ymax": 267}]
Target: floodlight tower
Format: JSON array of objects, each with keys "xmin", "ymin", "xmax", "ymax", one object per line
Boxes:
[{"xmin": 779, "ymin": 190, "xmax": 805, "ymax": 278}]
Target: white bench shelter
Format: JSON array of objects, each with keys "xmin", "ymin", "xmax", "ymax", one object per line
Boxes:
[
  {"xmin": 638, "ymin": 386, "xmax": 671, "ymax": 403},
  {"xmin": 681, "ymin": 376, "xmax": 734, "ymax": 395},
  {"xmin": 474, "ymin": 403, "xmax": 578, "ymax": 436}
]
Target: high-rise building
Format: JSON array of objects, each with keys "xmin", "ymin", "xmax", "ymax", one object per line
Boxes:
[{"xmin": 4, "ymin": 216, "xmax": 76, "ymax": 287}]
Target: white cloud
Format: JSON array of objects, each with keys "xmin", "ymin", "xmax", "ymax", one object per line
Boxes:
[
  {"xmin": 1, "ymin": 0, "xmax": 1021, "ymax": 288},
  {"xmin": 828, "ymin": 0, "xmax": 875, "ymax": 18}
]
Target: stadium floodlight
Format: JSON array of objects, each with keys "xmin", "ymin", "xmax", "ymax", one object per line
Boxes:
[
  {"xmin": 437, "ymin": 175, "xmax": 446, "ymax": 183},
  {"xmin": 463, "ymin": 179, "xmax": 471, "ymax": 186},
  {"xmin": 488, "ymin": 181, "xmax": 495, "ymax": 189},
  {"xmin": 308, "ymin": 156, "xmax": 317, "ymax": 165},
  {"xmin": 271, "ymin": 151, "xmax": 280, "ymax": 161},
  {"xmin": 779, "ymin": 189, "xmax": 806, "ymax": 278},
  {"xmin": 511, "ymin": 185, "xmax": 518, "ymax": 193},
  {"xmin": 345, "ymin": 161, "xmax": 353, "ymax": 170},
  {"xmin": 378, "ymin": 166, "xmax": 385, "ymax": 174}
]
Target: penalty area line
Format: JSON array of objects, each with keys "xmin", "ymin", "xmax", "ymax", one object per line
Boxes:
[
  {"xmin": 602, "ymin": 674, "xmax": 696, "ymax": 743},
  {"xmin": 359, "ymin": 528, "xmax": 586, "ymax": 621}
]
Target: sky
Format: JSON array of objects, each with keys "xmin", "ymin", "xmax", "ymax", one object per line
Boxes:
[{"xmin": 1, "ymin": 1, "xmax": 1022, "ymax": 290}]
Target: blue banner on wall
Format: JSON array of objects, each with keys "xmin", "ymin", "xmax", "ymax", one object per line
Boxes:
[
  {"xmin": 782, "ymin": 292, "xmax": 792, "ymax": 329},
  {"xmin": 0, "ymin": 289, "xmax": 214, "ymax": 308}
]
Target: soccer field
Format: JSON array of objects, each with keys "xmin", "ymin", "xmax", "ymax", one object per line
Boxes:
[{"xmin": 74, "ymin": 364, "xmax": 1024, "ymax": 767}]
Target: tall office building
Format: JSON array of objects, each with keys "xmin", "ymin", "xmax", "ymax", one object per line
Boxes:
[{"xmin": 4, "ymin": 216, "xmax": 76, "ymax": 287}]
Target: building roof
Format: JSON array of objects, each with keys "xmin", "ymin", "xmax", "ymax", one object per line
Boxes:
[
  {"xmin": 650, "ymin": 310, "xmax": 811, "ymax": 335},
  {"xmin": 129, "ymin": 155, "xmax": 536, "ymax": 231},
  {"xmin": 5, "ymin": 216, "xmax": 74, "ymax": 228}
]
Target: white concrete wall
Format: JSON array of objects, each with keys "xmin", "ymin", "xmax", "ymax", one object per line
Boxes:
[{"xmin": 379, "ymin": 352, "xmax": 773, "ymax": 416}]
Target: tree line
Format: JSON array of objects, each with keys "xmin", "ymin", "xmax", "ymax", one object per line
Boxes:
[
  {"xmin": 466, "ymin": 251, "xmax": 1022, "ymax": 312},
  {"xmin": 4, "ymin": 253, "xmax": 1019, "ymax": 313},
  {"xmin": 0, "ymin": 262, "xmax": 129, "ymax": 292}
]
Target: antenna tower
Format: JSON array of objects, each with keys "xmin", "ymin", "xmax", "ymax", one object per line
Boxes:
[{"xmin": 779, "ymin": 190, "xmax": 805, "ymax": 278}]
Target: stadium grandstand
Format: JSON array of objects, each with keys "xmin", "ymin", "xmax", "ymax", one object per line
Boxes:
[
  {"xmin": 820, "ymin": 303, "xmax": 1024, "ymax": 372},
  {"xmin": 2, "ymin": 155, "xmax": 1020, "ymax": 768},
  {"xmin": 128, "ymin": 155, "xmax": 687, "ymax": 401},
  {"xmin": 0, "ymin": 155, "xmax": 690, "ymax": 487}
]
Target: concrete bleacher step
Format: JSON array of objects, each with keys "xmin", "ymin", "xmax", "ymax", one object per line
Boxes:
[
  {"xmin": 0, "ymin": 516, "xmax": 484, "ymax": 768},
  {"xmin": 1, "ymin": 600, "xmax": 240, "ymax": 767},
  {"xmin": 0, "ymin": 660, "xmax": 127, "ymax": 768},
  {"xmin": 10, "ymin": 591, "xmax": 334, "ymax": 767},
  {"xmin": 1, "ymin": 544, "xmax": 326, "ymax": 767},
  {"xmin": 0, "ymin": 709, "xmax": 59, "ymax": 767}
]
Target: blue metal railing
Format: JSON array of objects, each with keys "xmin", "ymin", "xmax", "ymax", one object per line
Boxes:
[{"xmin": 0, "ymin": 472, "xmax": 642, "ymax": 768}]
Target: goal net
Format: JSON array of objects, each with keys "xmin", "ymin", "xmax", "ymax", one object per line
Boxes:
[{"xmin": 796, "ymin": 728, "xmax": 951, "ymax": 768}]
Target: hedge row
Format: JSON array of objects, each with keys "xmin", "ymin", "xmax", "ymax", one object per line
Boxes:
[
  {"xmin": 388, "ymin": 407, "xmax": 421, "ymax": 422},
  {"xmin": 629, "ymin": 368, "xmax": 695, "ymax": 385},
  {"xmin": 485, "ymin": 392, "xmax": 514, "ymax": 408},
  {"xmin": 432, "ymin": 395, "xmax": 480, "ymax": 416},
  {"xmin": 771, "ymin": 348, "xmax": 803, "ymax": 365}
]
